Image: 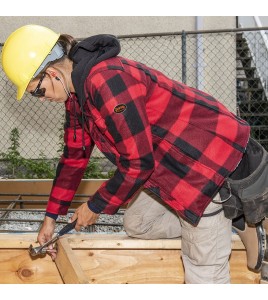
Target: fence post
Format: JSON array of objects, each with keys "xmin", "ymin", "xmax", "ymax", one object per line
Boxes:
[{"xmin": 181, "ymin": 30, "xmax": 187, "ymax": 84}]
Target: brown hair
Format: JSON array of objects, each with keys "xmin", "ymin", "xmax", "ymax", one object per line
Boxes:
[
  {"xmin": 34, "ymin": 34, "xmax": 77, "ymax": 79},
  {"xmin": 57, "ymin": 34, "xmax": 78, "ymax": 57}
]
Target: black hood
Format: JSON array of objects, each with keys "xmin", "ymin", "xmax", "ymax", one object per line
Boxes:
[{"xmin": 69, "ymin": 34, "xmax": 121, "ymax": 106}]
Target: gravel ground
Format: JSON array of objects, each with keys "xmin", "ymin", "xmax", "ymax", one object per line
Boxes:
[{"xmin": 0, "ymin": 210, "xmax": 125, "ymax": 234}]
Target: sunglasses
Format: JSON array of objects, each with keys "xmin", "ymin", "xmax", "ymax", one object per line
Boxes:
[{"xmin": 30, "ymin": 73, "xmax": 46, "ymax": 97}]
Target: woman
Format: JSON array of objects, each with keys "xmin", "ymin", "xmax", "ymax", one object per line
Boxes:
[{"xmin": 1, "ymin": 25, "xmax": 251, "ymax": 283}]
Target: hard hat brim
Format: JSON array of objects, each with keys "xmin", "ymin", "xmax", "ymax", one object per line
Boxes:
[{"xmin": 17, "ymin": 84, "xmax": 27, "ymax": 101}]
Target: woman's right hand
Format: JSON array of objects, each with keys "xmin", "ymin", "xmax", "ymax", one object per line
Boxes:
[{"xmin": 37, "ymin": 216, "xmax": 57, "ymax": 260}]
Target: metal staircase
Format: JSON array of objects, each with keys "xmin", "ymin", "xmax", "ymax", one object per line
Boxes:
[{"xmin": 236, "ymin": 33, "xmax": 268, "ymax": 151}]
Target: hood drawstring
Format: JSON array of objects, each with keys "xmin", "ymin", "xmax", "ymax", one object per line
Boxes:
[
  {"xmin": 70, "ymin": 94, "xmax": 86, "ymax": 157},
  {"xmin": 81, "ymin": 106, "xmax": 86, "ymax": 158},
  {"xmin": 71, "ymin": 94, "xmax": 77, "ymax": 142}
]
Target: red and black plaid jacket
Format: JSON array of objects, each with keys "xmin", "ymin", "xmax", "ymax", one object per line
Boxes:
[{"xmin": 46, "ymin": 56, "xmax": 250, "ymax": 225}]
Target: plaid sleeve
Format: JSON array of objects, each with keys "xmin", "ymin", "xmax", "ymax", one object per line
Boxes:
[
  {"xmin": 45, "ymin": 107, "xmax": 94, "ymax": 218},
  {"xmin": 87, "ymin": 69, "xmax": 155, "ymax": 214}
]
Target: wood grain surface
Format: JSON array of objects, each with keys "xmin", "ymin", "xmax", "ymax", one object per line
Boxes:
[{"xmin": 0, "ymin": 233, "xmax": 261, "ymax": 284}]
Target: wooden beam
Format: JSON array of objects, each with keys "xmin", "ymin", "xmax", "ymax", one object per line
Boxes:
[
  {"xmin": 55, "ymin": 238, "xmax": 89, "ymax": 284},
  {"xmin": 0, "ymin": 234, "xmax": 39, "ymax": 248},
  {"xmin": 0, "ymin": 179, "xmax": 107, "ymax": 209},
  {"xmin": 67, "ymin": 233, "xmax": 244, "ymax": 250},
  {"xmin": 0, "ymin": 179, "xmax": 106, "ymax": 197},
  {"xmin": 0, "ymin": 233, "xmax": 245, "ymax": 249},
  {"xmin": 68, "ymin": 234, "xmax": 182, "ymax": 249}
]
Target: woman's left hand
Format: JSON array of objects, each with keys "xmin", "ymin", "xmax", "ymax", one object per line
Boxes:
[{"xmin": 70, "ymin": 203, "xmax": 99, "ymax": 231}]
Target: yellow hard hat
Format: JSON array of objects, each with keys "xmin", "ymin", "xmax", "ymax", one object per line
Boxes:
[{"xmin": 1, "ymin": 25, "xmax": 60, "ymax": 100}]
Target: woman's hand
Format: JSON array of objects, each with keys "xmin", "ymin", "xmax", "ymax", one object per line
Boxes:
[
  {"xmin": 37, "ymin": 216, "xmax": 57, "ymax": 260},
  {"xmin": 70, "ymin": 203, "xmax": 99, "ymax": 231}
]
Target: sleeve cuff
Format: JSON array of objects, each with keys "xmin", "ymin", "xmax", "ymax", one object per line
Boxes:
[
  {"xmin": 45, "ymin": 212, "xmax": 58, "ymax": 220},
  {"xmin": 87, "ymin": 200, "xmax": 103, "ymax": 214}
]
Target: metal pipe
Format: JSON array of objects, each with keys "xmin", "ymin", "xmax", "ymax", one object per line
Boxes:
[
  {"xmin": 196, "ymin": 16, "xmax": 204, "ymax": 90},
  {"xmin": 107, "ymin": 27, "xmax": 268, "ymax": 39},
  {"xmin": 0, "ymin": 193, "xmax": 90, "ymax": 197},
  {"xmin": 2, "ymin": 27, "xmax": 268, "ymax": 46},
  {"xmin": 0, "ymin": 208, "xmax": 125, "ymax": 215},
  {"xmin": 0, "ymin": 217, "xmax": 123, "ymax": 226},
  {"xmin": 181, "ymin": 30, "xmax": 187, "ymax": 84},
  {"xmin": 0, "ymin": 195, "xmax": 20, "ymax": 223}
]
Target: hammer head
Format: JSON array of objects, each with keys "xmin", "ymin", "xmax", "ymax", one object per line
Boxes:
[{"xmin": 28, "ymin": 244, "xmax": 47, "ymax": 257}]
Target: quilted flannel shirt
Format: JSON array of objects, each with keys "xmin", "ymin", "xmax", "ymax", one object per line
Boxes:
[{"xmin": 46, "ymin": 56, "xmax": 250, "ymax": 226}]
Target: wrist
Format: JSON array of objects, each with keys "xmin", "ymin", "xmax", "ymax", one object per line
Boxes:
[{"xmin": 44, "ymin": 215, "xmax": 56, "ymax": 224}]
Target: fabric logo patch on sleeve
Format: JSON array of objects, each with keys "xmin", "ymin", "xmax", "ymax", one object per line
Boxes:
[{"xmin": 114, "ymin": 104, "xmax": 127, "ymax": 113}]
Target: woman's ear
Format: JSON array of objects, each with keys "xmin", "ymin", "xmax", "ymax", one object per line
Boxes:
[{"xmin": 46, "ymin": 67, "xmax": 60, "ymax": 81}]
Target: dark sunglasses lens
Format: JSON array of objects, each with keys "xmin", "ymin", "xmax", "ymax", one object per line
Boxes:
[{"xmin": 31, "ymin": 88, "xmax": 46, "ymax": 97}]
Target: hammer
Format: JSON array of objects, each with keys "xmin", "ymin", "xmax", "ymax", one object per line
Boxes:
[{"xmin": 28, "ymin": 219, "xmax": 77, "ymax": 257}]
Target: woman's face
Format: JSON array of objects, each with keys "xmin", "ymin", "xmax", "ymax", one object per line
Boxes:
[{"xmin": 26, "ymin": 71, "xmax": 69, "ymax": 103}]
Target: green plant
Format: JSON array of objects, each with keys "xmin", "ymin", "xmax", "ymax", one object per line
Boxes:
[
  {"xmin": 1, "ymin": 127, "xmax": 113, "ymax": 179},
  {"xmin": 0, "ymin": 128, "xmax": 56, "ymax": 179},
  {"xmin": 0, "ymin": 128, "xmax": 25, "ymax": 177},
  {"xmin": 83, "ymin": 157, "xmax": 109, "ymax": 179},
  {"xmin": 23, "ymin": 152, "xmax": 56, "ymax": 179}
]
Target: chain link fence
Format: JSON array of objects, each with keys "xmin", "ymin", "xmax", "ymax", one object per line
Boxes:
[{"xmin": 0, "ymin": 27, "xmax": 268, "ymax": 178}]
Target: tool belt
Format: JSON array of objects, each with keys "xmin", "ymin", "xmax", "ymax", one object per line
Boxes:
[{"xmin": 219, "ymin": 137, "xmax": 268, "ymax": 225}]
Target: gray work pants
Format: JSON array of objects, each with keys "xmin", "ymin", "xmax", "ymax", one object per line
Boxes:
[{"xmin": 123, "ymin": 189, "xmax": 232, "ymax": 284}]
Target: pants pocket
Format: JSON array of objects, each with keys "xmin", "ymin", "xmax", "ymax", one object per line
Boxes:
[
  {"xmin": 181, "ymin": 224, "xmax": 217, "ymax": 265},
  {"xmin": 180, "ymin": 201, "xmax": 232, "ymax": 266}
]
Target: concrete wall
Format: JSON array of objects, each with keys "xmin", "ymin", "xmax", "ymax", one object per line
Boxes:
[{"xmin": 0, "ymin": 16, "xmax": 236, "ymax": 40}]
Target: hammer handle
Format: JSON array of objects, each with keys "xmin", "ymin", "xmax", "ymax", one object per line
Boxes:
[{"xmin": 58, "ymin": 219, "xmax": 77, "ymax": 236}]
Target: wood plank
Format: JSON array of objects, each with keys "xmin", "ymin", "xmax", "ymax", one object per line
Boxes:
[
  {"xmin": 55, "ymin": 238, "xmax": 89, "ymax": 284},
  {"xmin": 75, "ymin": 249, "xmax": 183, "ymax": 284},
  {"xmin": 68, "ymin": 234, "xmax": 182, "ymax": 249},
  {"xmin": 0, "ymin": 179, "xmax": 106, "ymax": 197},
  {"xmin": 0, "ymin": 234, "xmax": 39, "ymax": 248},
  {"xmin": 68, "ymin": 234, "xmax": 245, "ymax": 250},
  {"xmin": 0, "ymin": 179, "xmax": 106, "ymax": 208},
  {"xmin": 0, "ymin": 233, "xmax": 245, "ymax": 250},
  {"xmin": 0, "ymin": 249, "xmax": 63, "ymax": 283}
]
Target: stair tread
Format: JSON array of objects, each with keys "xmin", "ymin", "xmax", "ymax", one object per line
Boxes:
[
  {"xmin": 238, "ymin": 100, "xmax": 268, "ymax": 104},
  {"xmin": 239, "ymin": 112, "xmax": 268, "ymax": 116},
  {"xmin": 236, "ymin": 56, "xmax": 252, "ymax": 60},
  {"xmin": 237, "ymin": 67, "xmax": 256, "ymax": 70},
  {"xmin": 237, "ymin": 78, "xmax": 260, "ymax": 81},
  {"xmin": 237, "ymin": 88, "xmax": 265, "ymax": 91},
  {"xmin": 236, "ymin": 47, "xmax": 250, "ymax": 50}
]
